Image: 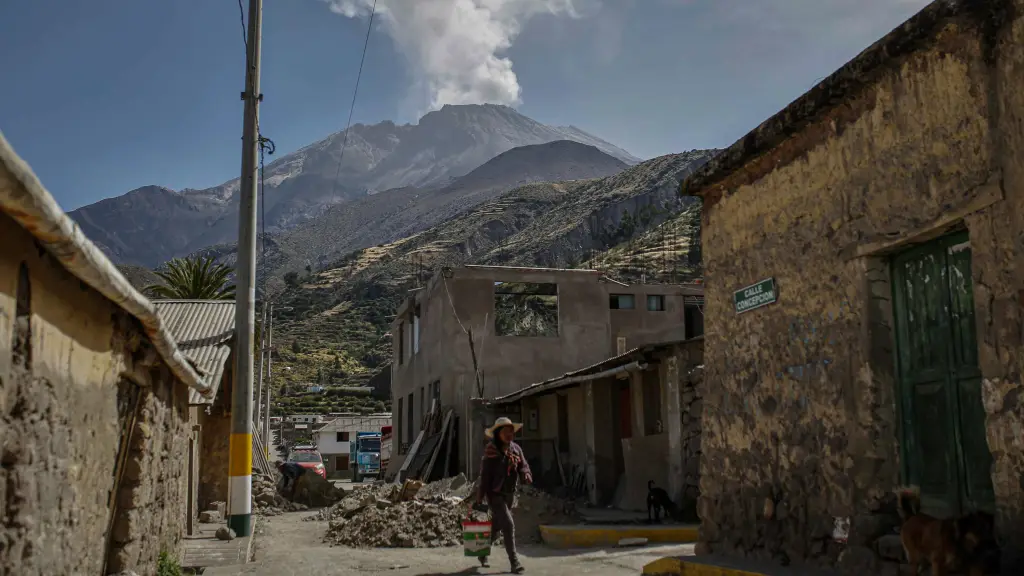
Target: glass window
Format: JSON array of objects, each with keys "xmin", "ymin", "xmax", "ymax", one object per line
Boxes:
[
  {"xmin": 647, "ymin": 295, "xmax": 665, "ymax": 311},
  {"xmin": 610, "ymin": 294, "xmax": 635, "ymax": 310}
]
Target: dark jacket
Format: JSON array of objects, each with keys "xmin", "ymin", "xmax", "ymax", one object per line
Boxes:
[
  {"xmin": 478, "ymin": 440, "xmax": 531, "ymax": 501},
  {"xmin": 279, "ymin": 462, "xmax": 305, "ymax": 478}
]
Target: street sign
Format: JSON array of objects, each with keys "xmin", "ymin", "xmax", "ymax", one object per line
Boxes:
[{"xmin": 734, "ymin": 278, "xmax": 777, "ymax": 314}]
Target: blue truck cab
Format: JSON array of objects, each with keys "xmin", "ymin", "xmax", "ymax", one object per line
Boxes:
[{"xmin": 350, "ymin": 431, "xmax": 382, "ymax": 482}]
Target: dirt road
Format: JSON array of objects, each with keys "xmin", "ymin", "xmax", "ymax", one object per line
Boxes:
[{"xmin": 204, "ymin": 510, "xmax": 696, "ymax": 576}]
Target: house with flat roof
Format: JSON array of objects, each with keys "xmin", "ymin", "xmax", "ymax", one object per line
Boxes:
[
  {"xmin": 315, "ymin": 414, "xmax": 392, "ymax": 477},
  {"xmin": 388, "ymin": 264, "xmax": 703, "ymax": 475}
]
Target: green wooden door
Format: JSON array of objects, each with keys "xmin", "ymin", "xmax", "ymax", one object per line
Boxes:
[{"xmin": 891, "ymin": 231, "xmax": 995, "ymax": 517}]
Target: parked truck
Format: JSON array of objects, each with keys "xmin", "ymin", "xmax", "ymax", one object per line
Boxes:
[{"xmin": 350, "ymin": 431, "xmax": 382, "ymax": 482}]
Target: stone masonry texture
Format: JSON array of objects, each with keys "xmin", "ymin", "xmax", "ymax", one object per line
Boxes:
[
  {"xmin": 692, "ymin": 0, "xmax": 1024, "ymax": 571},
  {"xmin": 0, "ymin": 209, "xmax": 192, "ymax": 574},
  {"xmin": 106, "ymin": 362, "xmax": 191, "ymax": 573},
  {"xmin": 200, "ymin": 403, "xmax": 231, "ymax": 512}
]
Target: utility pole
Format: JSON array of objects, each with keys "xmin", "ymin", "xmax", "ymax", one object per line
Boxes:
[
  {"xmin": 262, "ymin": 302, "xmax": 273, "ymax": 456},
  {"xmin": 228, "ymin": 0, "xmax": 263, "ymax": 538}
]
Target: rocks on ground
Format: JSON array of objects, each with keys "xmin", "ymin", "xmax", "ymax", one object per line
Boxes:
[
  {"xmin": 196, "ymin": 469, "xmax": 347, "ymax": 525},
  {"xmin": 252, "ymin": 469, "xmax": 347, "ymax": 516},
  {"xmin": 320, "ymin": 474, "xmax": 580, "ymax": 549}
]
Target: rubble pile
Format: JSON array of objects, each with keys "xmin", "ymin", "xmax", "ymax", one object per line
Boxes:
[
  {"xmin": 251, "ymin": 470, "xmax": 346, "ymax": 516},
  {"xmin": 321, "ymin": 475, "xmax": 580, "ymax": 548}
]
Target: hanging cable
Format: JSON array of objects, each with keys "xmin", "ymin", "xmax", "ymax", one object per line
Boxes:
[
  {"xmin": 329, "ymin": 0, "xmax": 378, "ymax": 199},
  {"xmin": 237, "ymin": 0, "xmax": 248, "ymax": 49},
  {"xmin": 258, "ymin": 134, "xmax": 276, "ymax": 300}
]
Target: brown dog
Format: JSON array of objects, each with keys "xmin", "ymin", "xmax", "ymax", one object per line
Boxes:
[{"xmin": 896, "ymin": 486, "xmax": 958, "ymax": 575}]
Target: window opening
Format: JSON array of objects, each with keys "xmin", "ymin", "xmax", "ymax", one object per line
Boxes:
[
  {"xmin": 494, "ymin": 282, "xmax": 559, "ymax": 337},
  {"xmin": 610, "ymin": 294, "xmax": 635, "ymax": 310}
]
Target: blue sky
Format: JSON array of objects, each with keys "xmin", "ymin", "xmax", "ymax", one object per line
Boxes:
[{"xmin": 0, "ymin": 0, "xmax": 929, "ymax": 211}]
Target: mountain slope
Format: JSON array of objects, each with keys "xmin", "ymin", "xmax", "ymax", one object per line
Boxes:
[
  {"xmin": 69, "ymin": 105, "xmax": 639, "ymax": 267},
  {"xmin": 265, "ymin": 149, "xmax": 715, "ymax": 393},
  {"xmin": 265, "ymin": 139, "xmax": 628, "ymax": 274}
]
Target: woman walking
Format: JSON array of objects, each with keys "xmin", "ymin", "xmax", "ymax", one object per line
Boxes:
[{"xmin": 475, "ymin": 417, "xmax": 532, "ymax": 574}]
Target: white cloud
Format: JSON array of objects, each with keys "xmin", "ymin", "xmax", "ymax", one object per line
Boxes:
[{"xmin": 321, "ymin": 0, "xmax": 582, "ymax": 110}]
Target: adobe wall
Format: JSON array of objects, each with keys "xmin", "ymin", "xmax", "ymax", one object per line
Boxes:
[
  {"xmin": 106, "ymin": 362, "xmax": 191, "ymax": 573},
  {"xmin": 697, "ymin": 3, "xmax": 1024, "ymax": 571},
  {"xmin": 0, "ymin": 210, "xmax": 190, "ymax": 574},
  {"xmin": 199, "ymin": 403, "xmax": 231, "ymax": 511}
]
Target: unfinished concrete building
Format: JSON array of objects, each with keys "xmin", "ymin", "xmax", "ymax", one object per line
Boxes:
[
  {"xmin": 0, "ymin": 134, "xmax": 216, "ymax": 574},
  {"xmin": 387, "ymin": 264, "xmax": 703, "ymax": 475}
]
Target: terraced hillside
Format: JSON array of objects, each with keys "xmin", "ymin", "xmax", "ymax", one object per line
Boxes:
[{"xmin": 267, "ymin": 149, "xmax": 716, "ymax": 402}]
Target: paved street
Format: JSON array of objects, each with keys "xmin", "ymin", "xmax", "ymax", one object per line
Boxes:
[{"xmin": 204, "ymin": 510, "xmax": 697, "ymax": 576}]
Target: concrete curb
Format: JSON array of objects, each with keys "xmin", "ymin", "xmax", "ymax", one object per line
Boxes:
[
  {"xmin": 538, "ymin": 524, "xmax": 699, "ymax": 549},
  {"xmin": 245, "ymin": 515, "xmax": 259, "ymax": 563},
  {"xmin": 642, "ymin": 557, "xmax": 769, "ymax": 576}
]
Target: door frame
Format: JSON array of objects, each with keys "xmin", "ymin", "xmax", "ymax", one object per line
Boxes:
[{"xmin": 890, "ymin": 229, "xmax": 993, "ymax": 516}]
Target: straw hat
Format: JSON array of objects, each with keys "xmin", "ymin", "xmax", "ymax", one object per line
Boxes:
[{"xmin": 484, "ymin": 416, "xmax": 523, "ymax": 438}]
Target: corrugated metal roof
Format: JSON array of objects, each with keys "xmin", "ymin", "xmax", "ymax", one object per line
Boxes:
[
  {"xmin": 153, "ymin": 300, "xmax": 235, "ymax": 405},
  {"xmin": 489, "ymin": 336, "xmax": 705, "ymax": 405}
]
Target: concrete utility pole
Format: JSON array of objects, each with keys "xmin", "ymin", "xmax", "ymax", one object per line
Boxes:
[
  {"xmin": 228, "ymin": 0, "xmax": 263, "ymax": 538},
  {"xmin": 263, "ymin": 302, "xmax": 273, "ymax": 456}
]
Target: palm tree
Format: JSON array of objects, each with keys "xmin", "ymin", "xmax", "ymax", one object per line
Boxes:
[{"xmin": 145, "ymin": 256, "xmax": 235, "ymax": 300}]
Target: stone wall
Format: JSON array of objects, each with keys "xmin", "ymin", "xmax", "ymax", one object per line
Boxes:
[
  {"xmin": 0, "ymin": 210, "xmax": 192, "ymax": 575},
  {"xmin": 106, "ymin": 361, "xmax": 191, "ymax": 573},
  {"xmin": 0, "ymin": 211, "xmax": 123, "ymax": 575},
  {"xmin": 679, "ymin": 363, "xmax": 703, "ymax": 520},
  {"xmin": 695, "ymin": 1, "xmax": 1024, "ymax": 571},
  {"xmin": 199, "ymin": 403, "xmax": 231, "ymax": 512}
]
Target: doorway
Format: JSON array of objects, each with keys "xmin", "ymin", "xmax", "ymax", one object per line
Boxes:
[{"xmin": 891, "ymin": 230, "xmax": 995, "ymax": 516}]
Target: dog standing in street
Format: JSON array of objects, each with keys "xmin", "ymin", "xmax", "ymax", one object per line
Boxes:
[{"xmin": 647, "ymin": 480, "xmax": 677, "ymax": 523}]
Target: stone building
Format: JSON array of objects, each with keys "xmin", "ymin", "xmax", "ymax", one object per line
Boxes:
[
  {"xmin": 486, "ymin": 338, "xmax": 704, "ymax": 516},
  {"xmin": 0, "ymin": 135, "xmax": 216, "ymax": 574},
  {"xmin": 153, "ymin": 299, "xmax": 237, "ymax": 534},
  {"xmin": 682, "ymin": 0, "xmax": 1024, "ymax": 571},
  {"xmin": 388, "ymin": 264, "xmax": 704, "ymax": 475}
]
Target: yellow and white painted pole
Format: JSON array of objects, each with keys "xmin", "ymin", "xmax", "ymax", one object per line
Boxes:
[{"xmin": 228, "ymin": 0, "xmax": 263, "ymax": 537}]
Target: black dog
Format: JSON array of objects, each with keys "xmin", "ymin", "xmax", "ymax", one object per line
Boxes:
[{"xmin": 647, "ymin": 480, "xmax": 677, "ymax": 523}]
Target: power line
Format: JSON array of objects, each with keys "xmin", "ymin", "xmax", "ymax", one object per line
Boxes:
[
  {"xmin": 258, "ymin": 135, "xmax": 276, "ymax": 299},
  {"xmin": 237, "ymin": 0, "xmax": 248, "ymax": 49},
  {"xmin": 329, "ymin": 0, "xmax": 378, "ymax": 199}
]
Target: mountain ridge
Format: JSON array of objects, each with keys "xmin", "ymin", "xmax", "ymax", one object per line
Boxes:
[{"xmin": 69, "ymin": 104, "xmax": 640, "ymax": 267}]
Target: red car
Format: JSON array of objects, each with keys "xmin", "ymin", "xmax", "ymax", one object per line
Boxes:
[{"xmin": 287, "ymin": 449, "xmax": 326, "ymax": 479}]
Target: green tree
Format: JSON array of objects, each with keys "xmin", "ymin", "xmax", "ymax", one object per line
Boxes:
[
  {"xmin": 145, "ymin": 256, "xmax": 235, "ymax": 300},
  {"xmin": 284, "ymin": 271, "xmax": 300, "ymax": 287}
]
